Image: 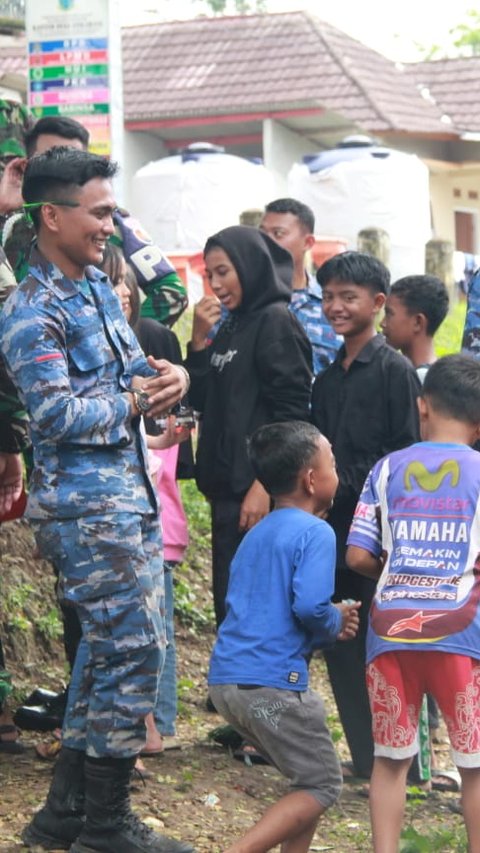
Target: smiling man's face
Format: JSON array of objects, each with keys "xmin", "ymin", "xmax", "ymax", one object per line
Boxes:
[{"xmin": 46, "ymin": 177, "xmax": 116, "ymax": 280}]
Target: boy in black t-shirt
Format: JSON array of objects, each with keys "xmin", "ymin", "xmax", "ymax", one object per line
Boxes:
[{"xmin": 311, "ymin": 252, "xmax": 421, "ymax": 779}]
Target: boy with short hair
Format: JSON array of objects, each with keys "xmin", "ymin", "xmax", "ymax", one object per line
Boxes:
[
  {"xmin": 381, "ymin": 274, "xmax": 449, "ymax": 381},
  {"xmin": 381, "ymin": 273, "xmax": 450, "ymax": 788},
  {"xmin": 347, "ymin": 354, "xmax": 480, "ymax": 853},
  {"xmin": 311, "ymin": 251, "xmax": 421, "ymax": 779},
  {"xmin": 208, "ymin": 421, "xmax": 360, "ymax": 853}
]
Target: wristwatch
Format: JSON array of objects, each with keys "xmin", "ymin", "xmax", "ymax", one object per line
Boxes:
[{"xmin": 132, "ymin": 389, "xmax": 151, "ymax": 415}]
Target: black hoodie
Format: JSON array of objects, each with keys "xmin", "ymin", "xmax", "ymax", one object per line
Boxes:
[{"xmin": 186, "ymin": 226, "xmax": 312, "ymax": 499}]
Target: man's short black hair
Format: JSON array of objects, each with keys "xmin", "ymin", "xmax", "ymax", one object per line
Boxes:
[
  {"xmin": 390, "ymin": 275, "xmax": 449, "ymax": 336},
  {"xmin": 248, "ymin": 421, "xmax": 322, "ymax": 497},
  {"xmin": 423, "ymin": 354, "xmax": 480, "ymax": 424},
  {"xmin": 24, "ymin": 116, "xmax": 89, "ymax": 158},
  {"xmin": 23, "ymin": 146, "xmax": 117, "ymax": 229},
  {"xmin": 316, "ymin": 251, "xmax": 390, "ymax": 295},
  {"xmin": 264, "ymin": 198, "xmax": 315, "ymax": 233}
]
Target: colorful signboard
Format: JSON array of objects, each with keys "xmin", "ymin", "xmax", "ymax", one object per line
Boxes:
[{"xmin": 26, "ymin": 0, "xmax": 111, "ymax": 156}]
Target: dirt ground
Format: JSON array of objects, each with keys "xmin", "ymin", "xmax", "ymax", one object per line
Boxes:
[{"xmin": 0, "ymin": 520, "xmax": 467, "ymax": 852}]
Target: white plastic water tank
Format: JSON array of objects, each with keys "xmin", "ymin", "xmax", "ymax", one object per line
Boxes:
[
  {"xmin": 288, "ymin": 137, "xmax": 432, "ymax": 280},
  {"xmin": 132, "ymin": 143, "xmax": 275, "ymax": 253}
]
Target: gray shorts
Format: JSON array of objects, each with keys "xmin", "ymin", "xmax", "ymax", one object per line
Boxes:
[{"xmin": 209, "ymin": 684, "xmax": 342, "ymax": 808}]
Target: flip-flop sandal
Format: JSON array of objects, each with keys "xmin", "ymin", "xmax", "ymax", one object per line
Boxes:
[
  {"xmin": 431, "ymin": 769, "xmax": 461, "ymax": 792},
  {"xmin": 0, "ymin": 724, "xmax": 25, "ymax": 754},
  {"xmin": 35, "ymin": 738, "xmax": 62, "ymax": 761},
  {"xmin": 233, "ymin": 742, "xmax": 270, "ymax": 766},
  {"xmin": 161, "ymin": 736, "xmax": 183, "ymax": 751},
  {"xmin": 140, "ymin": 746, "xmax": 164, "ymax": 758}
]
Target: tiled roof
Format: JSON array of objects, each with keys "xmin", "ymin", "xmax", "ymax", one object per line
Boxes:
[
  {"xmin": 0, "ymin": 42, "xmax": 27, "ymax": 76},
  {"xmin": 405, "ymin": 56, "xmax": 480, "ymax": 133},
  {"xmin": 122, "ymin": 11, "xmax": 455, "ymax": 136}
]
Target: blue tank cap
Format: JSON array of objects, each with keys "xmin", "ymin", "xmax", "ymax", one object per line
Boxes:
[
  {"xmin": 302, "ymin": 135, "xmax": 392, "ymax": 173},
  {"xmin": 180, "ymin": 142, "xmax": 226, "ymax": 162}
]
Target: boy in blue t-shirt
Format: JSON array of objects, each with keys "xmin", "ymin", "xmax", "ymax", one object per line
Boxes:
[
  {"xmin": 347, "ymin": 354, "xmax": 480, "ymax": 853},
  {"xmin": 209, "ymin": 421, "xmax": 360, "ymax": 853}
]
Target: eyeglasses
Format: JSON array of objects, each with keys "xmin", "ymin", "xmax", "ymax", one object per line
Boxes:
[
  {"xmin": 22, "ymin": 200, "xmax": 80, "ymax": 224},
  {"xmin": 23, "ymin": 201, "xmax": 80, "ymax": 211},
  {"xmin": 22, "ymin": 201, "xmax": 118, "ymax": 224}
]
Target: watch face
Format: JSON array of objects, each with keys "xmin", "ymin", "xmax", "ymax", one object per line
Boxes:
[{"xmin": 135, "ymin": 390, "xmax": 151, "ymax": 413}]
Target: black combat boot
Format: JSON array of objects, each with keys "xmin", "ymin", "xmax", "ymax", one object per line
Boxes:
[
  {"xmin": 22, "ymin": 746, "xmax": 85, "ymax": 849},
  {"xmin": 70, "ymin": 755, "xmax": 195, "ymax": 853}
]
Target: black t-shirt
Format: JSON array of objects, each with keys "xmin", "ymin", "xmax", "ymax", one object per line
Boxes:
[{"xmin": 311, "ymin": 334, "xmax": 421, "ymax": 568}]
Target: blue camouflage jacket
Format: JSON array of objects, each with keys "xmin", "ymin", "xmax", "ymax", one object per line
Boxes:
[
  {"xmin": 462, "ymin": 267, "xmax": 480, "ymax": 358},
  {"xmin": 289, "ymin": 273, "xmax": 343, "ymax": 375},
  {"xmin": 0, "ymin": 247, "xmax": 158, "ymax": 519}
]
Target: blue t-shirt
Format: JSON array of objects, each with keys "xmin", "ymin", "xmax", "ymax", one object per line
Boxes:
[
  {"xmin": 209, "ymin": 507, "xmax": 342, "ymax": 691},
  {"xmin": 347, "ymin": 442, "xmax": 480, "ymax": 664}
]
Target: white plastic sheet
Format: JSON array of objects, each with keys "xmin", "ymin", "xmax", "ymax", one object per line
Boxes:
[
  {"xmin": 288, "ymin": 151, "xmax": 431, "ymax": 281},
  {"xmin": 132, "ymin": 152, "xmax": 274, "ymax": 253}
]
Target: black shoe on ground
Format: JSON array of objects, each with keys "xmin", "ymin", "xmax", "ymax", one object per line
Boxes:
[
  {"xmin": 22, "ymin": 746, "xmax": 85, "ymax": 850},
  {"xmin": 69, "ymin": 755, "xmax": 195, "ymax": 853}
]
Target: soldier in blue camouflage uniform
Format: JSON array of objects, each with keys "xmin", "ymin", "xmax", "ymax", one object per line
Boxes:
[
  {"xmin": 462, "ymin": 266, "xmax": 480, "ymax": 358},
  {"xmin": 0, "ymin": 147, "xmax": 193, "ymax": 853},
  {"xmin": 260, "ymin": 198, "xmax": 343, "ymax": 374},
  {"xmin": 1, "ymin": 114, "xmax": 188, "ymax": 328}
]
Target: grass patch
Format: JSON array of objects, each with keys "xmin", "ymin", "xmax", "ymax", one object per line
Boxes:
[{"xmin": 434, "ymin": 299, "xmax": 467, "ymax": 357}]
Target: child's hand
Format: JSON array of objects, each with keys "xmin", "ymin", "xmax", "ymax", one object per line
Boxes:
[
  {"xmin": 147, "ymin": 416, "xmax": 191, "ymax": 449},
  {"xmin": 335, "ymin": 600, "xmax": 361, "ymax": 641}
]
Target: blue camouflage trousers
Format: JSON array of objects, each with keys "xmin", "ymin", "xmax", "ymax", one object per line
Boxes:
[{"xmin": 31, "ymin": 512, "xmax": 165, "ymax": 758}]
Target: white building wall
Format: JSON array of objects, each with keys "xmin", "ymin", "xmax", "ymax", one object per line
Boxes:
[
  {"xmin": 0, "ymin": 84, "xmax": 22, "ymax": 100},
  {"xmin": 120, "ymin": 130, "xmax": 168, "ymax": 212},
  {"xmin": 262, "ymin": 118, "xmax": 318, "ymax": 197}
]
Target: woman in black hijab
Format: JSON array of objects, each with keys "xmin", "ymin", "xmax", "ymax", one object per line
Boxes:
[{"xmin": 186, "ymin": 225, "xmax": 312, "ymax": 627}]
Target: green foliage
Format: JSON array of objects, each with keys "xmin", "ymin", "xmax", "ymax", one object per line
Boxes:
[
  {"xmin": 174, "ymin": 480, "xmax": 214, "ymax": 628},
  {"xmin": 326, "ymin": 712, "xmax": 343, "ymax": 744},
  {"xmin": 174, "ymin": 570, "xmax": 214, "ymax": 628},
  {"xmin": 451, "ymin": 9, "xmax": 480, "ymax": 56},
  {"xmin": 416, "ymin": 8, "xmax": 480, "ymax": 57},
  {"xmin": 179, "ymin": 479, "xmax": 211, "ymax": 544},
  {"xmin": 434, "ymin": 299, "xmax": 466, "ymax": 357},
  {"xmin": 4, "ymin": 581, "xmax": 34, "ymax": 611},
  {"xmin": 4, "ymin": 582, "xmax": 33, "ymax": 631},
  {"xmin": 36, "ymin": 607, "xmax": 63, "ymax": 641},
  {"xmin": 400, "ymin": 824, "xmax": 467, "ymax": 852}
]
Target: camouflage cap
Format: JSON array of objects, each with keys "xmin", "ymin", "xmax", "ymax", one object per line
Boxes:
[{"xmin": 0, "ymin": 99, "xmax": 33, "ymax": 175}]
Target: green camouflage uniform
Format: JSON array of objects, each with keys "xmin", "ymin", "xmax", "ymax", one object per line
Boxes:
[
  {"xmin": 0, "ymin": 100, "xmax": 31, "ymax": 453},
  {"xmin": 0, "ymin": 98, "xmax": 31, "ymax": 180},
  {"xmin": 0, "ymin": 245, "xmax": 28, "ymax": 452}
]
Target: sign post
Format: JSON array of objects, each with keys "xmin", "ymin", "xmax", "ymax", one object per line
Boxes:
[{"xmin": 26, "ymin": 0, "xmax": 111, "ymax": 157}]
